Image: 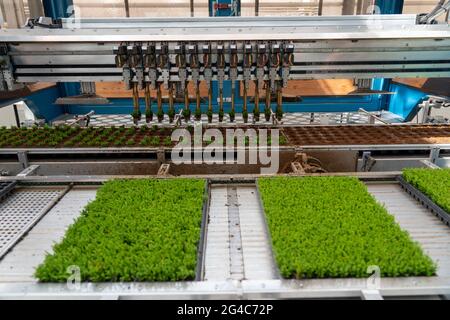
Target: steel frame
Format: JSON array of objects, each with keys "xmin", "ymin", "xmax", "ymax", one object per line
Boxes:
[
  {"xmin": 0, "ymin": 277, "xmax": 448, "ymax": 300},
  {"xmin": 1, "ymin": 15, "xmax": 449, "ymax": 83}
]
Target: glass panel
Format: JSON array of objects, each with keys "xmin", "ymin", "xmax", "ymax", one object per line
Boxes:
[{"xmin": 259, "ymin": 0, "xmax": 320, "ymax": 17}]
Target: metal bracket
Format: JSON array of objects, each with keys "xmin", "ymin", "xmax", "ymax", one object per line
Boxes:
[
  {"xmin": 80, "ymin": 82, "xmax": 96, "ymax": 95},
  {"xmin": 157, "ymin": 149, "xmax": 166, "ymax": 165},
  {"xmin": 420, "ymin": 160, "xmax": 441, "ymax": 169},
  {"xmin": 361, "ymin": 151, "xmax": 376, "ymax": 172},
  {"xmin": 122, "ymin": 67, "xmax": 132, "ymax": 90},
  {"xmin": 157, "ymin": 164, "xmax": 171, "ymax": 176},
  {"xmin": 17, "ymin": 165, "xmax": 40, "ymax": 177},
  {"xmin": 291, "ymin": 162, "xmax": 306, "ymax": 174},
  {"xmin": 430, "ymin": 147, "xmax": 440, "ymax": 164},
  {"xmin": 26, "ymin": 17, "xmax": 63, "ymax": 29},
  {"xmin": 418, "ymin": 0, "xmax": 450, "ymax": 24},
  {"xmin": 17, "ymin": 151, "xmax": 29, "ymax": 170},
  {"xmin": 0, "ymin": 69, "xmax": 5, "ymax": 92}
]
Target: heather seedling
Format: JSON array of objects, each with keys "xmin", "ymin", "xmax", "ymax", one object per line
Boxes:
[
  {"xmin": 243, "ymin": 110, "xmax": 249, "ymax": 124},
  {"xmin": 140, "ymin": 125, "xmax": 148, "ymax": 133},
  {"xmin": 126, "ymin": 127, "xmax": 136, "ymax": 135},
  {"xmin": 163, "ymin": 137, "xmax": 172, "ymax": 146},
  {"xmin": 168, "ymin": 108, "xmax": 176, "ymax": 123},
  {"xmin": 131, "ymin": 110, "xmax": 142, "ymax": 125},
  {"xmin": 229, "ymin": 110, "xmax": 235, "ymax": 123},
  {"xmin": 195, "ymin": 108, "xmax": 202, "ymax": 122},
  {"xmin": 183, "ymin": 108, "xmax": 191, "ymax": 122},
  {"xmin": 141, "ymin": 137, "xmax": 151, "ymax": 146},
  {"xmin": 157, "ymin": 109, "xmax": 164, "ymax": 123},
  {"xmin": 145, "ymin": 109, "xmax": 153, "ymax": 123},
  {"xmin": 253, "ymin": 105, "xmax": 260, "ymax": 122},
  {"xmin": 150, "ymin": 136, "xmax": 160, "ymax": 146},
  {"xmin": 207, "ymin": 110, "xmax": 213, "ymax": 123},
  {"xmin": 275, "ymin": 106, "xmax": 283, "ymax": 121}
]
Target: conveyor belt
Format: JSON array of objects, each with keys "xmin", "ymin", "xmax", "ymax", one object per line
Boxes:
[
  {"xmin": 204, "ymin": 185, "xmax": 278, "ymax": 281},
  {"xmin": 284, "ymin": 125, "xmax": 450, "ymax": 146},
  {"xmin": 0, "ymin": 181, "xmax": 449, "ymax": 299},
  {"xmin": 0, "ymin": 186, "xmax": 98, "ymax": 282},
  {"xmin": 0, "ymin": 187, "xmax": 65, "ymax": 260},
  {"xmin": 367, "ymin": 183, "xmax": 450, "ymax": 278}
]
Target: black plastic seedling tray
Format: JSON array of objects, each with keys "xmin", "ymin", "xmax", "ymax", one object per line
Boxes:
[
  {"xmin": 397, "ymin": 176, "xmax": 450, "ymax": 227},
  {"xmin": 195, "ymin": 180, "xmax": 211, "ymax": 281}
]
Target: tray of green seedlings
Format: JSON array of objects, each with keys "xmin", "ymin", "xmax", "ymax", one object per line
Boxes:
[
  {"xmin": 0, "ymin": 125, "xmax": 288, "ymax": 149},
  {"xmin": 400, "ymin": 168, "xmax": 450, "ymax": 226},
  {"xmin": 0, "ymin": 125, "xmax": 173, "ymax": 148},
  {"xmin": 257, "ymin": 176, "xmax": 436, "ymax": 280},
  {"xmin": 35, "ymin": 179, "xmax": 207, "ymax": 282}
]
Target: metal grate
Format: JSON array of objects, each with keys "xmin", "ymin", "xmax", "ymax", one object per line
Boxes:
[{"xmin": 0, "ymin": 188, "xmax": 63, "ymax": 259}]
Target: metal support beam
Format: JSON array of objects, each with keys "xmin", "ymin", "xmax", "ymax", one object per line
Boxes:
[
  {"xmin": 17, "ymin": 151, "xmax": 29, "ymax": 170},
  {"xmin": 0, "ymin": 3, "xmax": 4, "ymax": 28},
  {"xmin": 356, "ymin": 0, "xmax": 371, "ymax": 14},
  {"xmin": 318, "ymin": 0, "xmax": 324, "ymax": 16},
  {"xmin": 190, "ymin": 0, "xmax": 194, "ymax": 17},
  {"xmin": 430, "ymin": 147, "xmax": 440, "ymax": 164},
  {"xmin": 28, "ymin": 0, "xmax": 44, "ymax": 18},
  {"xmin": 342, "ymin": 0, "xmax": 356, "ymax": 15},
  {"xmin": 420, "ymin": 160, "xmax": 441, "ymax": 169},
  {"xmin": 255, "ymin": 0, "xmax": 259, "ymax": 17},
  {"xmin": 374, "ymin": 0, "xmax": 405, "ymax": 114},
  {"xmin": 17, "ymin": 164, "xmax": 40, "ymax": 177},
  {"xmin": 124, "ymin": 0, "xmax": 130, "ymax": 18},
  {"xmin": 12, "ymin": 104, "xmax": 21, "ymax": 128}
]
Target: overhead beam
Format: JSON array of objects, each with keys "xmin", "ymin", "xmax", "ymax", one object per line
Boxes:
[{"xmin": 342, "ymin": 0, "xmax": 356, "ymax": 15}]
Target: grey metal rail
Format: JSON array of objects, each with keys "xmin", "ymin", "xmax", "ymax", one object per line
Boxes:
[{"xmin": 397, "ymin": 176, "xmax": 450, "ymax": 227}]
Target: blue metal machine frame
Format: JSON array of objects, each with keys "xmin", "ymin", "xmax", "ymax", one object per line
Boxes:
[{"xmin": 0, "ymin": 0, "xmax": 430, "ymax": 123}]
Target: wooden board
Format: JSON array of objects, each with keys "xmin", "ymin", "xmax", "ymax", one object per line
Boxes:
[
  {"xmin": 96, "ymin": 79, "xmax": 357, "ymax": 99},
  {"xmin": 241, "ymin": 79, "xmax": 357, "ymax": 97},
  {"xmin": 393, "ymin": 78, "xmax": 450, "ymax": 97}
]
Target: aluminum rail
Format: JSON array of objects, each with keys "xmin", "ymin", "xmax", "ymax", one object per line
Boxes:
[
  {"xmin": 2, "ymin": 24, "xmax": 449, "ymax": 42},
  {"xmin": 58, "ymin": 15, "xmax": 420, "ymax": 29},
  {"xmin": 1, "ymin": 15, "xmax": 449, "ymax": 88}
]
